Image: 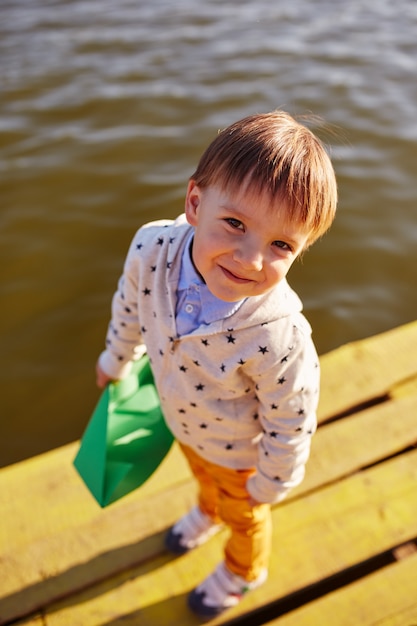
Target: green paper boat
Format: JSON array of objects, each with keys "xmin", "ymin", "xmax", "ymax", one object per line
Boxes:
[{"xmin": 73, "ymin": 354, "xmax": 173, "ymax": 507}]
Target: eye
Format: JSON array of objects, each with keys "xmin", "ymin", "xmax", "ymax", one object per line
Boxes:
[
  {"xmin": 272, "ymin": 240, "xmax": 292, "ymax": 252},
  {"xmin": 225, "ymin": 218, "xmax": 244, "ymax": 230}
]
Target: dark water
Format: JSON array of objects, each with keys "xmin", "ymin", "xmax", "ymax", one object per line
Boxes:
[{"xmin": 1, "ymin": 0, "xmax": 416, "ymax": 467}]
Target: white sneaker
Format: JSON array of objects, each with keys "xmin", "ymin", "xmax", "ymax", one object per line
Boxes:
[
  {"xmin": 188, "ymin": 561, "xmax": 268, "ymax": 618},
  {"xmin": 164, "ymin": 506, "xmax": 223, "ymax": 554}
]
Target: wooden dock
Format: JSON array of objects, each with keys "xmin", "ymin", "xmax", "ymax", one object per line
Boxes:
[{"xmin": 1, "ymin": 321, "xmax": 417, "ymax": 626}]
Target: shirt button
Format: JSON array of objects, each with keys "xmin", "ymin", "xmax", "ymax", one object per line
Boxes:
[{"xmin": 185, "ymin": 304, "xmax": 194, "ymax": 313}]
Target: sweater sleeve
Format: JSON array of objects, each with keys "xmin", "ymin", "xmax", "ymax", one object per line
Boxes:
[
  {"xmin": 246, "ymin": 317, "xmax": 319, "ymax": 504},
  {"xmin": 98, "ymin": 231, "xmax": 147, "ymax": 380}
]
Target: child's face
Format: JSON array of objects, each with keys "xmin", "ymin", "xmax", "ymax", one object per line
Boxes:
[{"xmin": 184, "ymin": 180, "xmax": 310, "ymax": 302}]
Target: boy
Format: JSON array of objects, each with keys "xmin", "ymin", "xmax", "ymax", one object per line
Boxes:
[{"xmin": 96, "ymin": 110, "xmax": 337, "ymax": 618}]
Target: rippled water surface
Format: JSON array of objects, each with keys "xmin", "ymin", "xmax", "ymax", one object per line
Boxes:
[{"xmin": 1, "ymin": 0, "xmax": 416, "ymax": 466}]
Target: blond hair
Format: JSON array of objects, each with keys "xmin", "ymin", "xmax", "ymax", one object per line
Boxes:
[{"xmin": 191, "ymin": 110, "xmax": 337, "ymax": 245}]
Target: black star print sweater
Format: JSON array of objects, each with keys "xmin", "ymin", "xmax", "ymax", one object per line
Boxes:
[{"xmin": 99, "ymin": 215, "xmax": 320, "ymax": 504}]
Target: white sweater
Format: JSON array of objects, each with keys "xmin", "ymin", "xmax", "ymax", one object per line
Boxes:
[{"xmin": 99, "ymin": 215, "xmax": 320, "ymax": 504}]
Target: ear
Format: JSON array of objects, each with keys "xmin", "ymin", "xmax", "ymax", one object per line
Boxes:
[{"xmin": 184, "ymin": 180, "xmax": 202, "ymax": 226}]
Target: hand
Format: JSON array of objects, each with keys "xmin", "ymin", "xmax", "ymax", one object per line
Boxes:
[{"xmin": 96, "ymin": 362, "xmax": 115, "ymax": 389}]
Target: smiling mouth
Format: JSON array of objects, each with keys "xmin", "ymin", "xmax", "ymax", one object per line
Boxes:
[{"xmin": 220, "ymin": 266, "xmax": 253, "ymax": 284}]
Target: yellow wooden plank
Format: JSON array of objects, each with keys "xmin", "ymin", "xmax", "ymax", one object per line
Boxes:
[
  {"xmin": 0, "ymin": 428, "xmax": 191, "ymax": 543},
  {"xmin": 264, "ymin": 552, "xmax": 417, "ymax": 626},
  {"xmin": 376, "ymin": 604, "xmax": 417, "ymax": 626},
  {"xmin": 390, "ymin": 372, "xmax": 417, "ymax": 399},
  {"xmin": 0, "ymin": 440, "xmax": 191, "ymax": 551},
  {"xmin": 42, "ymin": 450, "xmax": 417, "ymax": 626},
  {"xmin": 318, "ymin": 320, "xmax": 417, "ymax": 420},
  {"xmin": 0, "ymin": 442, "xmax": 194, "ymax": 625}
]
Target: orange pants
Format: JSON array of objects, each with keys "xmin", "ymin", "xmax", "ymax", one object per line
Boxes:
[{"xmin": 179, "ymin": 443, "xmax": 272, "ymax": 581}]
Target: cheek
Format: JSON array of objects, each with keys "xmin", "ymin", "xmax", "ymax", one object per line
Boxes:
[
  {"xmin": 268, "ymin": 260, "xmax": 291, "ymax": 283},
  {"xmin": 198, "ymin": 232, "xmax": 223, "ymax": 258}
]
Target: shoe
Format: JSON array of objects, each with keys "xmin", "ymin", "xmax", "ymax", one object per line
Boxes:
[
  {"xmin": 164, "ymin": 506, "xmax": 223, "ymax": 555},
  {"xmin": 188, "ymin": 561, "xmax": 268, "ymax": 618}
]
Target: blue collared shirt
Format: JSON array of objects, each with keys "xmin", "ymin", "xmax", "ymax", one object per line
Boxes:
[{"xmin": 175, "ymin": 233, "xmax": 245, "ymax": 336}]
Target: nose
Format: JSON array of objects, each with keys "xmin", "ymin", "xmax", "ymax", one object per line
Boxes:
[{"xmin": 233, "ymin": 242, "xmax": 263, "ymax": 271}]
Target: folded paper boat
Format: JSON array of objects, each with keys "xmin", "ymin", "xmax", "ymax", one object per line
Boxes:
[{"xmin": 73, "ymin": 354, "xmax": 173, "ymax": 507}]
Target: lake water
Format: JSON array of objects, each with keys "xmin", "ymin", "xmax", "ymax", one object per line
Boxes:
[{"xmin": 1, "ymin": 0, "xmax": 416, "ymax": 467}]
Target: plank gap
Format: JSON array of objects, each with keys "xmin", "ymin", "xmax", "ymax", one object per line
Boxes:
[
  {"xmin": 319, "ymin": 392, "xmax": 390, "ymax": 426},
  {"xmin": 282, "ymin": 443, "xmax": 417, "ymax": 509},
  {"xmin": 222, "ymin": 537, "xmax": 417, "ymax": 626},
  {"xmin": 355, "ymin": 444, "xmax": 417, "ymax": 475},
  {"xmin": 392, "ymin": 540, "xmax": 417, "ymax": 561}
]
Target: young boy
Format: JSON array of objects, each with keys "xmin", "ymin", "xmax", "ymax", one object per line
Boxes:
[{"xmin": 96, "ymin": 110, "xmax": 337, "ymax": 618}]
